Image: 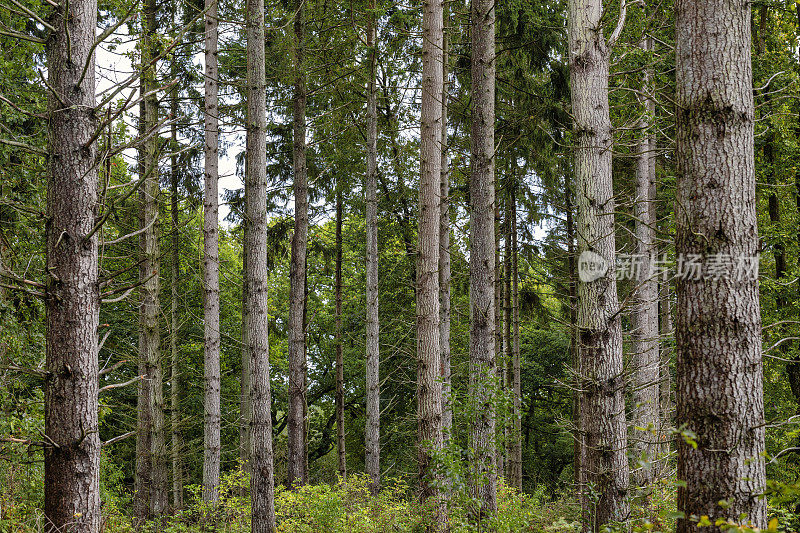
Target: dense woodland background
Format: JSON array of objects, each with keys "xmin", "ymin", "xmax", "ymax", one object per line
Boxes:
[{"xmin": 1, "ymin": 0, "xmax": 800, "ymax": 530}]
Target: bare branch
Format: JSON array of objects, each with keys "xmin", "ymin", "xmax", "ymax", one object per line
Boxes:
[{"xmin": 99, "ymin": 375, "xmax": 142, "ymax": 394}]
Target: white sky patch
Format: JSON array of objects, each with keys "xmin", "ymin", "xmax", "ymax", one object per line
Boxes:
[{"xmin": 95, "ymin": 25, "xmax": 238, "ymax": 223}]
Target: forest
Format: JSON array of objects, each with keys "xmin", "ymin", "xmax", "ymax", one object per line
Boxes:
[{"xmin": 0, "ymin": 0, "xmax": 797, "ymax": 530}]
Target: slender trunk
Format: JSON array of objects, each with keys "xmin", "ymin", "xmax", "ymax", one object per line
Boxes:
[
  {"xmin": 470, "ymin": 0, "xmax": 497, "ymax": 515},
  {"xmin": 136, "ymin": 0, "xmax": 167, "ymax": 518},
  {"xmin": 568, "ymin": 0, "xmax": 629, "ymax": 527},
  {"xmin": 247, "ymin": 0, "xmax": 276, "ymax": 526},
  {"xmin": 240, "ymin": 230, "xmax": 252, "ymax": 477},
  {"xmin": 503, "ymin": 214, "xmax": 513, "ymax": 481},
  {"xmin": 439, "ymin": 2, "xmax": 452, "ymax": 444},
  {"xmin": 674, "ymin": 0, "xmax": 766, "ymax": 529},
  {"xmin": 44, "ymin": 0, "xmax": 101, "ymax": 528},
  {"xmin": 417, "ymin": 0, "xmax": 444, "ymax": 519},
  {"xmin": 335, "ymin": 184, "xmax": 346, "ymax": 480},
  {"xmin": 509, "ymin": 185, "xmax": 522, "ymax": 491},
  {"xmin": 169, "ymin": 70, "xmax": 184, "ymax": 511},
  {"xmin": 495, "ymin": 217, "xmax": 504, "ymax": 481},
  {"xmin": 631, "ymin": 36, "xmax": 659, "ymax": 487},
  {"xmin": 365, "ymin": 0, "xmax": 381, "ymax": 495},
  {"xmin": 288, "ymin": 0, "xmax": 309, "ymax": 487},
  {"xmin": 659, "ymin": 268, "xmax": 672, "ymax": 472},
  {"xmin": 201, "ymin": 0, "xmax": 221, "ymax": 503},
  {"xmin": 565, "ymin": 167, "xmax": 582, "ymax": 501}
]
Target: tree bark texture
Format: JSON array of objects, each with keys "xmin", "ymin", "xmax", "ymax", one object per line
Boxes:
[
  {"xmin": 417, "ymin": 0, "xmax": 444, "ymax": 516},
  {"xmin": 470, "ymin": 0, "xmax": 497, "ymax": 515},
  {"xmin": 365, "ymin": 0, "xmax": 381, "ymax": 495},
  {"xmin": 288, "ymin": 0, "xmax": 309, "ymax": 487},
  {"xmin": 135, "ymin": 0, "xmax": 167, "ymax": 518},
  {"xmin": 247, "ymin": 0, "xmax": 276, "ymax": 526},
  {"xmin": 202, "ymin": 0, "xmax": 222, "ymax": 503},
  {"xmin": 44, "ymin": 0, "xmax": 101, "ymax": 528},
  {"xmin": 675, "ymin": 0, "xmax": 767, "ymax": 529},
  {"xmin": 631, "ymin": 36, "xmax": 659, "ymax": 487},
  {"xmin": 568, "ymin": 0, "xmax": 629, "ymax": 527}
]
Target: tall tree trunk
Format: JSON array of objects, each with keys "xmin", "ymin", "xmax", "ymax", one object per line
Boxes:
[
  {"xmin": 417, "ymin": 0, "xmax": 444, "ymax": 518},
  {"xmin": 659, "ymin": 267, "xmax": 672, "ymax": 473},
  {"xmin": 44, "ymin": 0, "xmax": 101, "ymax": 528},
  {"xmin": 169, "ymin": 68, "xmax": 184, "ymax": 511},
  {"xmin": 631, "ymin": 36, "xmax": 659, "ymax": 487},
  {"xmin": 247, "ymin": 0, "xmax": 275, "ymax": 525},
  {"xmin": 509, "ymin": 185, "xmax": 522, "ymax": 491},
  {"xmin": 439, "ymin": 2, "xmax": 452, "ymax": 444},
  {"xmin": 335, "ymin": 183, "xmax": 346, "ymax": 480},
  {"xmin": 202, "ymin": 0, "xmax": 222, "ymax": 503},
  {"xmin": 135, "ymin": 0, "xmax": 167, "ymax": 518},
  {"xmin": 365, "ymin": 0, "xmax": 381, "ymax": 495},
  {"xmin": 674, "ymin": 0, "xmax": 766, "ymax": 529},
  {"xmin": 494, "ymin": 186, "xmax": 503, "ymax": 481},
  {"xmin": 568, "ymin": 0, "xmax": 629, "ymax": 527},
  {"xmin": 240, "ymin": 230, "xmax": 252, "ymax": 477},
  {"xmin": 288, "ymin": 0, "xmax": 309, "ymax": 487},
  {"xmin": 565, "ymin": 167, "xmax": 583, "ymax": 502},
  {"xmin": 470, "ymin": 0, "xmax": 497, "ymax": 515},
  {"xmin": 503, "ymin": 215, "xmax": 512, "ymax": 481}
]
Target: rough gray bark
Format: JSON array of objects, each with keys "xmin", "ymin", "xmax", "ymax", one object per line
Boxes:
[
  {"xmin": 335, "ymin": 184, "xmax": 346, "ymax": 480},
  {"xmin": 43, "ymin": 0, "xmax": 101, "ymax": 528},
  {"xmin": 202, "ymin": 0, "xmax": 221, "ymax": 503},
  {"xmin": 567, "ymin": 0, "xmax": 629, "ymax": 527},
  {"xmin": 439, "ymin": 7, "xmax": 452, "ymax": 443},
  {"xmin": 169, "ymin": 70, "xmax": 184, "ymax": 511},
  {"xmin": 509, "ymin": 186, "xmax": 522, "ymax": 491},
  {"xmin": 287, "ymin": 0, "xmax": 309, "ymax": 487},
  {"xmin": 417, "ymin": 0, "xmax": 444, "ymax": 516},
  {"xmin": 470, "ymin": 0, "xmax": 497, "ymax": 515},
  {"xmin": 246, "ymin": 0, "xmax": 276, "ymax": 526},
  {"xmin": 631, "ymin": 36, "xmax": 659, "ymax": 487},
  {"xmin": 135, "ymin": 0, "xmax": 167, "ymax": 518},
  {"xmin": 674, "ymin": 0, "xmax": 767, "ymax": 529},
  {"xmin": 365, "ymin": 0, "xmax": 381, "ymax": 495}
]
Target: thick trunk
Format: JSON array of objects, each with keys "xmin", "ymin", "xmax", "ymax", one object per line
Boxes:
[
  {"xmin": 44, "ymin": 0, "xmax": 101, "ymax": 529},
  {"xmin": 417, "ymin": 0, "xmax": 444, "ymax": 517},
  {"xmin": 288, "ymin": 0, "xmax": 309, "ymax": 487},
  {"xmin": 169, "ymin": 73, "xmax": 184, "ymax": 511},
  {"xmin": 568, "ymin": 0, "xmax": 629, "ymax": 527},
  {"xmin": 202, "ymin": 0, "xmax": 221, "ymax": 503},
  {"xmin": 335, "ymin": 185, "xmax": 346, "ymax": 479},
  {"xmin": 509, "ymin": 186, "xmax": 522, "ymax": 491},
  {"xmin": 631, "ymin": 36, "xmax": 659, "ymax": 487},
  {"xmin": 365, "ymin": 0, "xmax": 381, "ymax": 495},
  {"xmin": 135, "ymin": 0, "xmax": 167, "ymax": 518},
  {"xmin": 247, "ymin": 0, "xmax": 276, "ymax": 526},
  {"xmin": 439, "ymin": 1, "xmax": 452, "ymax": 444},
  {"xmin": 470, "ymin": 0, "xmax": 497, "ymax": 515},
  {"xmin": 674, "ymin": 0, "xmax": 766, "ymax": 529}
]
